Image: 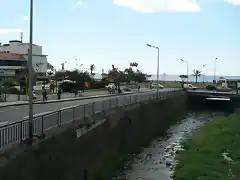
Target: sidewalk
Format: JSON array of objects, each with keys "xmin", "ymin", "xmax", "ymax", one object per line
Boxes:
[
  {"xmin": 31, "ymin": 90, "xmax": 109, "ymax": 102},
  {"xmin": 0, "ymin": 88, "xmax": 148, "ymax": 108}
]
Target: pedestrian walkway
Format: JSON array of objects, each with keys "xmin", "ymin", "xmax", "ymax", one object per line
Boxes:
[
  {"xmin": 0, "ymin": 101, "xmax": 27, "ymax": 108},
  {"xmin": 0, "ymin": 88, "xmax": 148, "ymax": 108}
]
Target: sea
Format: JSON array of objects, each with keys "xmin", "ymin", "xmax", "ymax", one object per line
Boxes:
[{"xmin": 94, "ymin": 74, "xmax": 240, "ymax": 82}]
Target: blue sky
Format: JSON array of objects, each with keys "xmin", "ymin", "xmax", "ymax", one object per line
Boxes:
[{"xmin": 0, "ymin": 0, "xmax": 240, "ymax": 76}]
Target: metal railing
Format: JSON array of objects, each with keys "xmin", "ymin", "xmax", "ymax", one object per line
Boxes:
[{"xmin": 0, "ymin": 88, "xmax": 183, "ymax": 150}]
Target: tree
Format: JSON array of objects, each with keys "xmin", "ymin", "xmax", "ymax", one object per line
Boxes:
[
  {"xmin": 47, "ymin": 71, "xmax": 53, "ymax": 76},
  {"xmin": 47, "ymin": 62, "xmax": 54, "ymax": 71},
  {"xmin": 133, "ymin": 69, "xmax": 147, "ymax": 83},
  {"xmin": 89, "ymin": 64, "xmax": 95, "ymax": 77},
  {"xmin": 15, "ymin": 65, "xmax": 37, "ymax": 93},
  {"xmin": 192, "ymin": 70, "xmax": 202, "ymax": 83},
  {"xmin": 179, "ymin": 74, "xmax": 188, "ymax": 82},
  {"xmin": 107, "ymin": 65, "xmax": 124, "ymax": 88},
  {"xmin": 124, "ymin": 67, "xmax": 134, "ymax": 83}
]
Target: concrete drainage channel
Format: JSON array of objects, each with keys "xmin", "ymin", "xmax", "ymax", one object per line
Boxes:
[{"xmin": 112, "ymin": 112, "xmax": 224, "ymax": 180}]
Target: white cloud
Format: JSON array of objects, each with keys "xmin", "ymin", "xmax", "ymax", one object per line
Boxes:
[
  {"xmin": 224, "ymin": 0, "xmax": 240, "ymax": 5},
  {"xmin": 112, "ymin": 0, "xmax": 200, "ymax": 13},
  {"xmin": 23, "ymin": 16, "xmax": 29, "ymax": 21},
  {"xmin": 0, "ymin": 29, "xmax": 23, "ymax": 34},
  {"xmin": 76, "ymin": 1, "xmax": 82, "ymax": 6},
  {"xmin": 76, "ymin": 0, "xmax": 87, "ymax": 6}
]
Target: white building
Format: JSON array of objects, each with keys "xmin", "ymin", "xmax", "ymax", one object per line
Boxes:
[{"xmin": 0, "ymin": 40, "xmax": 47, "ymax": 73}]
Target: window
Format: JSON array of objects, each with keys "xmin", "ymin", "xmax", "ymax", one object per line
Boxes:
[{"xmin": 0, "ymin": 60, "xmax": 27, "ymax": 66}]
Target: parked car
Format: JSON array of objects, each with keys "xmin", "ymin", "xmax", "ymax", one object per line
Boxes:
[
  {"xmin": 150, "ymin": 83, "xmax": 164, "ymax": 89},
  {"xmin": 183, "ymin": 84, "xmax": 197, "ymax": 90},
  {"xmin": 206, "ymin": 84, "xmax": 217, "ymax": 91}
]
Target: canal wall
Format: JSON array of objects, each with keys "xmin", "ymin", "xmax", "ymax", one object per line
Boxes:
[
  {"xmin": 187, "ymin": 92, "xmax": 240, "ymax": 113},
  {"xmin": 0, "ymin": 92, "xmax": 187, "ymax": 180}
]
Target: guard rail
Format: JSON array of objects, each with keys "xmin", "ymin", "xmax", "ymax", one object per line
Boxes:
[{"xmin": 0, "ymin": 88, "xmax": 183, "ymax": 150}]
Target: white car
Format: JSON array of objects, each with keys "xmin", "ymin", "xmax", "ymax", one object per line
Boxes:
[
  {"xmin": 150, "ymin": 83, "xmax": 164, "ymax": 89},
  {"xmin": 183, "ymin": 84, "xmax": 197, "ymax": 90}
]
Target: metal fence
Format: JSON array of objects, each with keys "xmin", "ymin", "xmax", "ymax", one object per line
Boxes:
[{"xmin": 0, "ymin": 88, "xmax": 183, "ymax": 150}]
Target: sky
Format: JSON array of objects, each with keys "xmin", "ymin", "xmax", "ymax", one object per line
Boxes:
[{"xmin": 0, "ymin": 0, "xmax": 240, "ymax": 76}]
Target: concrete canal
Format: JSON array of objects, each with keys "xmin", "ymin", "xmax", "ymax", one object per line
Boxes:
[{"xmin": 112, "ymin": 111, "xmax": 223, "ymax": 180}]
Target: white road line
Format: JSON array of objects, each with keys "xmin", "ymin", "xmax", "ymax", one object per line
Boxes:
[{"xmin": 0, "ymin": 121, "xmax": 9, "ymax": 126}]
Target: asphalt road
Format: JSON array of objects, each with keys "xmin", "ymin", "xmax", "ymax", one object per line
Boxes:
[{"xmin": 0, "ymin": 88, "xmax": 176, "ymax": 125}]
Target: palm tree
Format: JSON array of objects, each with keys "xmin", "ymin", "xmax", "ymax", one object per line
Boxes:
[
  {"xmin": 89, "ymin": 64, "xmax": 95, "ymax": 77},
  {"xmin": 192, "ymin": 70, "xmax": 202, "ymax": 83},
  {"xmin": 130, "ymin": 62, "xmax": 138, "ymax": 68}
]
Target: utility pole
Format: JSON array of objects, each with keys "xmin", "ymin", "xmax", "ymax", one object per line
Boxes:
[
  {"xmin": 28, "ymin": 0, "xmax": 34, "ymax": 142},
  {"xmin": 146, "ymin": 44, "xmax": 160, "ymax": 99}
]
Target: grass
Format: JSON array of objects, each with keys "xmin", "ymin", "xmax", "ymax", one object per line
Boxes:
[{"xmin": 173, "ymin": 114, "xmax": 240, "ymax": 180}]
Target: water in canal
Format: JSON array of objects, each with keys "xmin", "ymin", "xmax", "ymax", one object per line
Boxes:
[{"xmin": 112, "ymin": 111, "xmax": 224, "ymax": 180}]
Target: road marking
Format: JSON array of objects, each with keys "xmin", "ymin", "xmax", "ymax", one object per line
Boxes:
[
  {"xmin": 23, "ymin": 111, "xmax": 53, "ymax": 119},
  {"xmin": 207, "ymin": 97, "xmax": 230, "ymax": 101},
  {"xmin": 0, "ymin": 110, "xmax": 4, "ymax": 113},
  {"xmin": 0, "ymin": 121, "xmax": 9, "ymax": 126}
]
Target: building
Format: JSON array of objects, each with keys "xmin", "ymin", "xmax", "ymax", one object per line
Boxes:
[
  {"xmin": 0, "ymin": 52, "xmax": 27, "ymax": 80},
  {"xmin": 0, "ymin": 40, "xmax": 48, "ymax": 75}
]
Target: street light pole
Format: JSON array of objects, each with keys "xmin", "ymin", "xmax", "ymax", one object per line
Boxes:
[
  {"xmin": 28, "ymin": 0, "xmax": 34, "ymax": 142},
  {"xmin": 146, "ymin": 44, "xmax": 160, "ymax": 99},
  {"xmin": 203, "ymin": 65, "xmax": 206, "ymax": 83},
  {"xmin": 214, "ymin": 58, "xmax": 217, "ymax": 83},
  {"xmin": 181, "ymin": 59, "xmax": 189, "ymax": 84}
]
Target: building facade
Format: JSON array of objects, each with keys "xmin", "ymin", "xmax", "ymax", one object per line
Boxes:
[
  {"xmin": 0, "ymin": 53, "xmax": 27, "ymax": 79},
  {"xmin": 0, "ymin": 40, "xmax": 47, "ymax": 74}
]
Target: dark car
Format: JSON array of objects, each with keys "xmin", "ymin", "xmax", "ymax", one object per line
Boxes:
[{"xmin": 206, "ymin": 84, "xmax": 217, "ymax": 91}]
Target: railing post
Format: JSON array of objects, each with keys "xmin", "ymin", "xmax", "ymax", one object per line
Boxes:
[
  {"xmin": 58, "ymin": 110, "xmax": 62, "ymax": 127},
  {"xmin": 20, "ymin": 121, "xmax": 23, "ymax": 142},
  {"xmin": 41, "ymin": 115, "xmax": 44, "ymax": 135},
  {"xmin": 73, "ymin": 107, "xmax": 75, "ymax": 122},
  {"xmin": 83, "ymin": 169, "xmax": 88, "ymax": 180},
  {"xmin": 84, "ymin": 104, "xmax": 86, "ymax": 118},
  {"xmin": 109, "ymin": 99, "xmax": 111, "ymax": 109},
  {"xmin": 92, "ymin": 102, "xmax": 95, "ymax": 114},
  {"xmin": 116, "ymin": 98, "xmax": 118, "ymax": 107},
  {"xmin": 102, "ymin": 101, "xmax": 104, "ymax": 111}
]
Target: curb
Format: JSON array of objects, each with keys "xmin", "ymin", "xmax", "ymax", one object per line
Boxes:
[{"xmin": 0, "ymin": 90, "xmax": 152, "ymax": 108}]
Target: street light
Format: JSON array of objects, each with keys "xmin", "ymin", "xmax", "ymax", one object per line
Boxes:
[
  {"xmin": 202, "ymin": 65, "xmax": 207, "ymax": 83},
  {"xmin": 146, "ymin": 44, "xmax": 160, "ymax": 99},
  {"xmin": 180, "ymin": 59, "xmax": 189, "ymax": 84},
  {"xmin": 214, "ymin": 58, "xmax": 217, "ymax": 83},
  {"xmin": 28, "ymin": 0, "xmax": 34, "ymax": 143}
]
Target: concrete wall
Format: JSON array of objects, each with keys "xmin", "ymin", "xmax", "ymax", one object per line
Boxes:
[
  {"xmin": 187, "ymin": 93, "xmax": 234, "ymax": 112},
  {"xmin": 0, "ymin": 92, "xmax": 187, "ymax": 180}
]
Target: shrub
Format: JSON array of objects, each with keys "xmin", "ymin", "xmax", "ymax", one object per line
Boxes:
[{"xmin": 59, "ymin": 81, "xmax": 77, "ymax": 93}]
